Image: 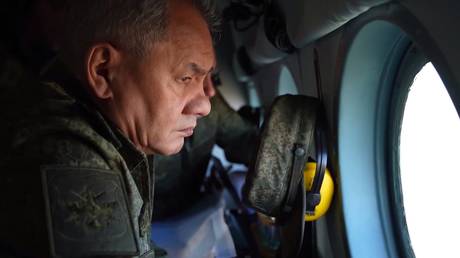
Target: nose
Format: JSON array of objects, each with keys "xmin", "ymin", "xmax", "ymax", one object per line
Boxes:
[
  {"xmin": 183, "ymin": 77, "xmax": 213, "ymax": 117},
  {"xmin": 183, "ymin": 95, "xmax": 211, "ymax": 117},
  {"xmin": 204, "ymin": 75, "xmax": 216, "ymax": 97}
]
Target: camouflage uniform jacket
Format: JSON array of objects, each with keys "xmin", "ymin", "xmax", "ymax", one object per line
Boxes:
[
  {"xmin": 0, "ymin": 63, "xmax": 156, "ymax": 257},
  {"xmin": 153, "ymin": 93, "xmax": 258, "ymax": 219}
]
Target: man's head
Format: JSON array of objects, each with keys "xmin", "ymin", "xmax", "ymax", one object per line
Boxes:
[{"xmin": 60, "ymin": 0, "xmax": 219, "ymax": 155}]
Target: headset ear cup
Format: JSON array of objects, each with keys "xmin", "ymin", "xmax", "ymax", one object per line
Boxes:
[{"xmin": 304, "ymin": 162, "xmax": 334, "ymax": 221}]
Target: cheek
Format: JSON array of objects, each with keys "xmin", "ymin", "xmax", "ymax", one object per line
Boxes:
[
  {"xmin": 153, "ymin": 87, "xmax": 187, "ymax": 127},
  {"xmin": 151, "ymin": 100, "xmax": 181, "ymax": 129},
  {"xmin": 147, "ymin": 106, "xmax": 181, "ymax": 145},
  {"xmin": 144, "ymin": 80, "xmax": 188, "ymax": 153}
]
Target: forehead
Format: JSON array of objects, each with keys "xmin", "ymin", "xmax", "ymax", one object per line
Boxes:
[{"xmin": 165, "ymin": 2, "xmax": 216, "ymax": 69}]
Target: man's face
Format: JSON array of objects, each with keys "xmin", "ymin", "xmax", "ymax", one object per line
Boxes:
[{"xmin": 110, "ymin": 2, "xmax": 216, "ymax": 155}]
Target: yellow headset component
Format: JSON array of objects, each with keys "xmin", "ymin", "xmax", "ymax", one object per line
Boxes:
[{"xmin": 304, "ymin": 162, "xmax": 334, "ymax": 221}]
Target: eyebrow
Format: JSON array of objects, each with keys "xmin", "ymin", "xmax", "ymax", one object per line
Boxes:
[{"xmin": 187, "ymin": 63, "xmax": 215, "ymax": 76}]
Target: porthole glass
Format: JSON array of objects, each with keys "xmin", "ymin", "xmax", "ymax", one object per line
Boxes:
[{"xmin": 399, "ymin": 62, "xmax": 460, "ymax": 258}]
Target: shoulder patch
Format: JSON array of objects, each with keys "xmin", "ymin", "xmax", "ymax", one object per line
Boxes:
[{"xmin": 41, "ymin": 166, "xmax": 139, "ymax": 257}]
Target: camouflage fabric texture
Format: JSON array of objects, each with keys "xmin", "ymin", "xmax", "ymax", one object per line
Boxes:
[
  {"xmin": 242, "ymin": 95, "xmax": 319, "ymax": 217},
  {"xmin": 153, "ymin": 93, "xmax": 258, "ymax": 219},
  {"xmin": 0, "ymin": 61, "xmax": 160, "ymax": 257}
]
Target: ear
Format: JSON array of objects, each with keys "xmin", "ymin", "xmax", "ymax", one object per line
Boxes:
[{"xmin": 85, "ymin": 43, "xmax": 121, "ymax": 99}]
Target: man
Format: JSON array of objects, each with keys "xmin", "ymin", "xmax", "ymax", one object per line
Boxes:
[{"xmin": 0, "ymin": 0, "xmax": 218, "ymax": 257}]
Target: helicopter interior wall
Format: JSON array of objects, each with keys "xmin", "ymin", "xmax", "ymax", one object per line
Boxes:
[
  {"xmin": 214, "ymin": 22, "xmax": 250, "ymax": 110},
  {"xmin": 241, "ymin": 0, "xmax": 460, "ymax": 110},
  {"xmin": 243, "ymin": 0, "xmax": 391, "ymax": 67},
  {"xmin": 216, "ymin": 0, "xmax": 460, "ymax": 257},
  {"xmin": 276, "ymin": 0, "xmax": 390, "ymax": 48}
]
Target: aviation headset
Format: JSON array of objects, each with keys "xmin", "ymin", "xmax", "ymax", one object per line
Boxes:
[
  {"xmin": 274, "ymin": 48, "xmax": 334, "ymax": 221},
  {"xmin": 279, "ymin": 104, "xmax": 330, "ymax": 219},
  {"xmin": 243, "ymin": 49, "xmax": 333, "ymax": 218}
]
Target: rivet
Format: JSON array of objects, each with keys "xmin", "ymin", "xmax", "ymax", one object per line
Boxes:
[{"xmin": 295, "ymin": 147, "xmax": 305, "ymax": 156}]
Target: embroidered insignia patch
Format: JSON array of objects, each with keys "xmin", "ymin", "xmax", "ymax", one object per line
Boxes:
[{"xmin": 42, "ymin": 166, "xmax": 139, "ymax": 257}]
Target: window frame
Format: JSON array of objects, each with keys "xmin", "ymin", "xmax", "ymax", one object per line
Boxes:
[
  {"xmin": 333, "ymin": 3, "xmax": 460, "ymax": 257},
  {"xmin": 387, "ymin": 44, "xmax": 428, "ymax": 258},
  {"xmin": 337, "ymin": 20, "xmax": 409, "ymax": 258}
]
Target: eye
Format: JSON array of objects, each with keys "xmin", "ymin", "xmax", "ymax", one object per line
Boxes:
[{"xmin": 178, "ymin": 76, "xmax": 192, "ymax": 84}]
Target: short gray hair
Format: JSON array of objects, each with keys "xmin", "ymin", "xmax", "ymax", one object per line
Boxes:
[
  {"xmin": 192, "ymin": 0, "xmax": 221, "ymax": 41},
  {"xmin": 61, "ymin": 0, "xmax": 220, "ymax": 70}
]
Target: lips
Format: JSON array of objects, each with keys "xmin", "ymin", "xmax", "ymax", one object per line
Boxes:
[{"xmin": 179, "ymin": 127, "xmax": 195, "ymax": 137}]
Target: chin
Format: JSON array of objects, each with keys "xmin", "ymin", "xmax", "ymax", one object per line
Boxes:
[{"xmin": 156, "ymin": 138, "xmax": 184, "ymax": 156}]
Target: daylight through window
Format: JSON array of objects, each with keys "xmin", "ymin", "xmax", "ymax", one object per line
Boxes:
[{"xmin": 399, "ymin": 62, "xmax": 460, "ymax": 258}]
